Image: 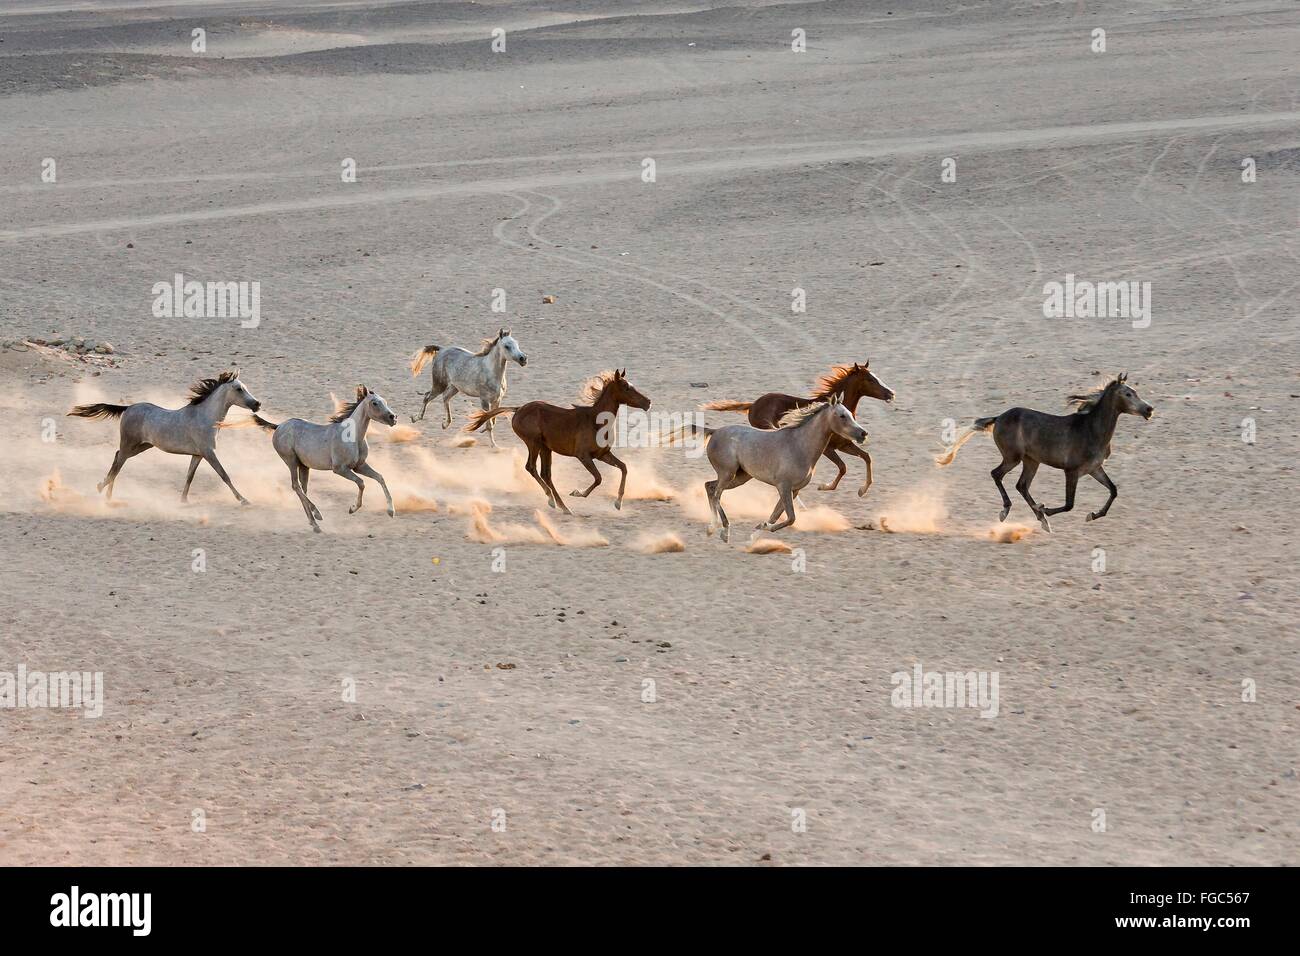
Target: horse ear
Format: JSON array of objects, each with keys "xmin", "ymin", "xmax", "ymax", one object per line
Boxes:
[
  {"xmin": 1118, "ymin": 371, "xmax": 1128, "ymax": 383},
  {"xmin": 356, "ymin": 385, "xmax": 368, "ymax": 400}
]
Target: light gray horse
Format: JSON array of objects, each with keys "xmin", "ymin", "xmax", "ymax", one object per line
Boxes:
[
  {"xmin": 67, "ymin": 369, "xmax": 261, "ymax": 503},
  {"xmin": 685, "ymin": 396, "xmax": 868, "ymax": 542},
  {"xmin": 244, "ymin": 386, "xmax": 398, "ymax": 532},
  {"xmin": 409, "ymin": 329, "xmax": 527, "ymax": 446}
]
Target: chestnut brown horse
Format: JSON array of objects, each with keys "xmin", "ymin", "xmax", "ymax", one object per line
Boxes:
[
  {"xmin": 701, "ymin": 362, "xmax": 894, "ymax": 496},
  {"xmin": 465, "ymin": 369, "xmax": 651, "ymax": 513}
]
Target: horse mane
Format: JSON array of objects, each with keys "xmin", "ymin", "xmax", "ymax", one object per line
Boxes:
[
  {"xmin": 475, "ymin": 329, "xmax": 508, "ymax": 357},
  {"xmin": 187, "ymin": 369, "xmax": 238, "ymax": 406},
  {"xmin": 1067, "ymin": 375, "xmax": 1123, "ymax": 415},
  {"xmin": 776, "ymin": 401, "xmax": 829, "ymax": 429},
  {"xmin": 810, "ymin": 364, "xmax": 863, "ymax": 399},
  {"xmin": 579, "ymin": 369, "xmax": 619, "ymax": 404},
  {"xmin": 330, "ymin": 385, "xmax": 371, "ymax": 422}
]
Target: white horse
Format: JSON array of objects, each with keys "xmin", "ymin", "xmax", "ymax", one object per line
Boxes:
[
  {"xmin": 67, "ymin": 369, "xmax": 261, "ymax": 503},
  {"xmin": 409, "ymin": 329, "xmax": 527, "ymax": 446},
  {"xmin": 687, "ymin": 396, "xmax": 868, "ymax": 542},
  {"xmin": 245, "ymin": 386, "xmax": 398, "ymax": 533}
]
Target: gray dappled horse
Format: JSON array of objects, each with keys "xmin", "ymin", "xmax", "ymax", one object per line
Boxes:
[
  {"xmin": 245, "ymin": 386, "xmax": 398, "ymax": 533},
  {"xmin": 685, "ymin": 396, "xmax": 868, "ymax": 543},
  {"xmin": 936, "ymin": 372, "xmax": 1154, "ymax": 531},
  {"xmin": 67, "ymin": 369, "xmax": 261, "ymax": 503},
  {"xmin": 409, "ymin": 329, "xmax": 527, "ymax": 446}
]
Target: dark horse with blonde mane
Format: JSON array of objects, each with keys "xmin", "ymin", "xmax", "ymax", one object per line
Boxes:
[
  {"xmin": 936, "ymin": 372, "xmax": 1154, "ymax": 532},
  {"xmin": 701, "ymin": 361, "xmax": 894, "ymax": 496},
  {"xmin": 465, "ymin": 369, "xmax": 651, "ymax": 513}
]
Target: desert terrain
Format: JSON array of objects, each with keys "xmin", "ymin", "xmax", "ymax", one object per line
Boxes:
[{"xmin": 0, "ymin": 0, "xmax": 1296, "ymax": 865}]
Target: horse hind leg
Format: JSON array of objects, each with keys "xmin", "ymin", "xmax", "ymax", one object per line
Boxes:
[
  {"xmin": 1015, "ymin": 459, "xmax": 1051, "ymax": 532},
  {"xmin": 98, "ymin": 442, "xmax": 149, "ymax": 499},
  {"xmin": 539, "ymin": 447, "xmax": 571, "ymax": 515},
  {"xmin": 288, "ymin": 460, "xmax": 321, "ymax": 532},
  {"xmin": 990, "ymin": 454, "xmax": 1020, "ymax": 522},
  {"xmin": 298, "ymin": 463, "xmax": 322, "ymax": 521},
  {"xmin": 441, "ymin": 387, "xmax": 460, "ymax": 429},
  {"xmin": 523, "ymin": 442, "xmax": 553, "ymax": 506}
]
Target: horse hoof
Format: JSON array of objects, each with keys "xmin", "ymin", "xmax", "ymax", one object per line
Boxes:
[
  {"xmin": 857, "ymin": 487, "xmax": 870, "ymax": 498},
  {"xmin": 569, "ymin": 490, "xmax": 581, "ymax": 497},
  {"xmin": 348, "ymin": 506, "xmax": 359, "ymax": 515},
  {"xmin": 239, "ymin": 498, "xmax": 251, "ymax": 507},
  {"xmin": 312, "ymin": 525, "xmax": 322, "ymax": 533},
  {"xmin": 720, "ymin": 530, "xmax": 730, "ymax": 543},
  {"xmin": 387, "ymin": 509, "xmax": 395, "ymax": 518},
  {"xmin": 999, "ymin": 507, "xmax": 1010, "ymax": 522},
  {"xmin": 1038, "ymin": 516, "xmax": 1052, "ymax": 533},
  {"xmin": 817, "ymin": 483, "xmax": 833, "ymax": 491},
  {"xmin": 613, "ymin": 500, "xmax": 622, "ymax": 511}
]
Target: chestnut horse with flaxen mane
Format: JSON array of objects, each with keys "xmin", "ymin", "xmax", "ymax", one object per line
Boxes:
[{"xmin": 465, "ymin": 369, "xmax": 651, "ymax": 513}]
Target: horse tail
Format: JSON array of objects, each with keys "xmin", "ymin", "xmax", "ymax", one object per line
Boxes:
[
  {"xmin": 410, "ymin": 345, "xmax": 440, "ymax": 377},
  {"xmin": 663, "ymin": 421, "xmax": 716, "ymax": 446},
  {"xmin": 699, "ymin": 399, "xmax": 752, "ymax": 413},
  {"xmin": 934, "ymin": 417, "xmax": 996, "ymax": 467},
  {"xmin": 66, "ymin": 402, "xmax": 128, "ymax": 421},
  {"xmin": 465, "ymin": 406, "xmax": 517, "ymax": 432},
  {"xmin": 216, "ymin": 413, "xmax": 280, "ymax": 432}
]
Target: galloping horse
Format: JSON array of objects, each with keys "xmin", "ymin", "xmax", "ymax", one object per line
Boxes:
[
  {"xmin": 684, "ymin": 395, "xmax": 868, "ymax": 542},
  {"xmin": 702, "ymin": 361, "xmax": 893, "ymax": 496},
  {"xmin": 67, "ymin": 369, "xmax": 261, "ymax": 503},
  {"xmin": 409, "ymin": 329, "xmax": 528, "ymax": 445},
  {"xmin": 465, "ymin": 368, "xmax": 651, "ymax": 513},
  {"xmin": 936, "ymin": 372, "xmax": 1154, "ymax": 532},
  {"xmin": 243, "ymin": 386, "xmax": 399, "ymax": 533}
]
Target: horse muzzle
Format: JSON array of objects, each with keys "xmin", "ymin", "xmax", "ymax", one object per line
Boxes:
[
  {"xmin": 250, "ymin": 400, "xmax": 262, "ymax": 412},
  {"xmin": 1142, "ymin": 407, "xmax": 1154, "ymax": 420},
  {"xmin": 853, "ymin": 428, "xmax": 868, "ymax": 443},
  {"xmin": 516, "ymin": 355, "xmax": 528, "ymax": 367}
]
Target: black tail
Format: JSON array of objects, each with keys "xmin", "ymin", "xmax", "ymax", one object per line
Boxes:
[
  {"xmin": 252, "ymin": 413, "xmax": 280, "ymax": 432},
  {"xmin": 67, "ymin": 402, "xmax": 128, "ymax": 420}
]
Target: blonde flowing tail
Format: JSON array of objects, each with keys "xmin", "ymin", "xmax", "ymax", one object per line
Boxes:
[
  {"xmin": 217, "ymin": 414, "xmax": 279, "ymax": 432},
  {"xmin": 662, "ymin": 421, "xmax": 716, "ymax": 446},
  {"xmin": 935, "ymin": 417, "xmax": 996, "ymax": 466},
  {"xmin": 699, "ymin": 399, "xmax": 753, "ymax": 413},
  {"xmin": 465, "ymin": 406, "xmax": 517, "ymax": 432},
  {"xmin": 410, "ymin": 345, "xmax": 440, "ymax": 376}
]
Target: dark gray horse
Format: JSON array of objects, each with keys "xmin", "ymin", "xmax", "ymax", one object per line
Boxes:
[
  {"xmin": 936, "ymin": 373, "xmax": 1153, "ymax": 531},
  {"xmin": 67, "ymin": 370, "xmax": 261, "ymax": 503}
]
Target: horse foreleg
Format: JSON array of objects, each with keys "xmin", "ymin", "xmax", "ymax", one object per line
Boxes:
[
  {"xmin": 763, "ymin": 486, "xmax": 799, "ymax": 532},
  {"xmin": 480, "ymin": 397, "xmax": 498, "ymax": 447},
  {"xmin": 570, "ymin": 455, "xmax": 602, "ymax": 498},
  {"xmin": 817, "ymin": 448, "xmax": 847, "ymax": 491},
  {"xmin": 335, "ymin": 466, "xmax": 366, "ymax": 514},
  {"xmin": 599, "ymin": 450, "xmax": 628, "ymax": 510},
  {"xmin": 1042, "ymin": 471, "xmax": 1079, "ymax": 518},
  {"xmin": 836, "ymin": 442, "xmax": 874, "ymax": 497},
  {"xmin": 181, "ymin": 455, "xmax": 201, "ymax": 502},
  {"xmin": 355, "ymin": 462, "xmax": 395, "ymax": 517},
  {"xmin": 204, "ymin": 451, "xmax": 249, "ymax": 505},
  {"xmin": 1086, "ymin": 467, "xmax": 1118, "ymax": 521},
  {"xmin": 1015, "ymin": 460, "xmax": 1050, "ymax": 532}
]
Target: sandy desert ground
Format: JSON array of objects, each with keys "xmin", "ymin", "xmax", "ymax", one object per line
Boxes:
[{"xmin": 0, "ymin": 0, "xmax": 1296, "ymax": 865}]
